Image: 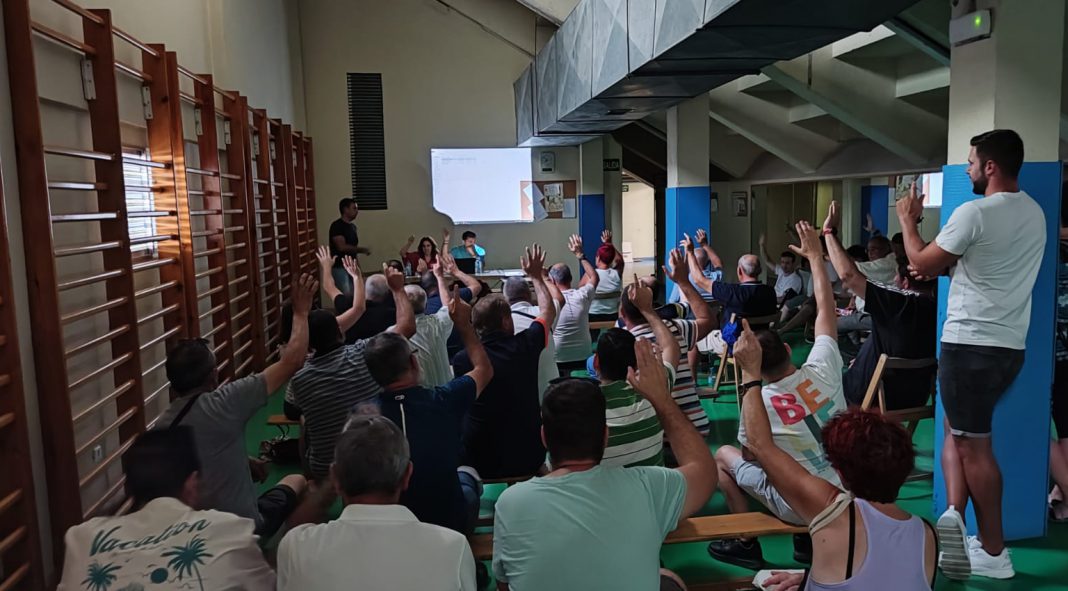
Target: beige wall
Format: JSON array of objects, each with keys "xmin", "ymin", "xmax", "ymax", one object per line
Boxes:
[
  {"xmin": 622, "ymin": 182, "xmax": 655, "ymax": 259},
  {"xmin": 299, "ymin": 0, "xmax": 582, "ymax": 271}
]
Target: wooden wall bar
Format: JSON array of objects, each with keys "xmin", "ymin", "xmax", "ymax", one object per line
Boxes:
[{"xmin": 1, "ymin": 0, "xmax": 317, "ymax": 574}]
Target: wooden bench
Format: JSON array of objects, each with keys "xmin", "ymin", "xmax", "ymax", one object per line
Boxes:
[
  {"xmin": 468, "ymin": 511, "xmax": 805, "ymax": 561},
  {"xmin": 589, "ymin": 320, "xmax": 617, "ymax": 331}
]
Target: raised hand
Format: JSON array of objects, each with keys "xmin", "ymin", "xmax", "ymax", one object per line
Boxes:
[
  {"xmin": 824, "ymin": 201, "xmax": 840, "ymax": 234},
  {"xmin": 521, "ymin": 243, "xmax": 546, "ymax": 278},
  {"xmin": 695, "ymin": 228, "xmax": 708, "ymax": 246},
  {"xmin": 626, "ymin": 276, "xmax": 653, "ymax": 312},
  {"xmin": 627, "ymin": 339, "xmax": 670, "ymax": 405},
  {"xmin": 680, "ymin": 233, "xmax": 695, "ymax": 253},
  {"xmin": 787, "ymin": 221, "xmax": 822, "ymax": 260},
  {"xmin": 439, "ymin": 251, "xmax": 457, "ymax": 274},
  {"xmin": 732, "ymin": 319, "xmax": 762, "ymax": 380},
  {"xmin": 447, "ymin": 286, "xmax": 472, "ymax": 325},
  {"xmin": 416, "ymin": 258, "xmax": 429, "ymax": 273},
  {"xmin": 567, "ymin": 234, "xmax": 584, "ymax": 258},
  {"xmin": 292, "ymin": 273, "xmax": 318, "ymax": 315},
  {"xmin": 406, "ymin": 235, "xmax": 415, "ymax": 246},
  {"xmin": 601, "ymin": 229, "xmax": 613, "ymax": 244},
  {"xmin": 759, "ymin": 233, "xmax": 767, "ymax": 248},
  {"xmin": 342, "ymin": 255, "xmax": 362, "ymax": 280},
  {"xmin": 432, "ymin": 260, "xmax": 445, "ymax": 279},
  {"xmin": 383, "ymin": 263, "xmax": 405, "ymax": 291},
  {"xmin": 315, "ymin": 245, "xmax": 332, "ymax": 270},
  {"xmin": 897, "ymin": 181, "xmax": 924, "ymax": 224},
  {"xmin": 663, "ymin": 248, "xmax": 689, "ymax": 284}
]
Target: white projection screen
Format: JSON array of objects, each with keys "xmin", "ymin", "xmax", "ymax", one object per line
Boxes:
[{"xmin": 431, "ymin": 148, "xmax": 535, "ymax": 224}]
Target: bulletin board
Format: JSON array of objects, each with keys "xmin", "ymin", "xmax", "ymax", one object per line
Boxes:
[{"xmin": 520, "ymin": 180, "xmax": 578, "ymax": 220}]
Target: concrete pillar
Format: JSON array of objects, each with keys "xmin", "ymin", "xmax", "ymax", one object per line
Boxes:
[
  {"xmin": 840, "ymin": 178, "xmax": 864, "ymax": 248},
  {"xmin": 578, "ymin": 138, "xmax": 605, "ymax": 278},
  {"xmin": 665, "ymin": 95, "xmax": 711, "ymax": 294},
  {"xmin": 603, "ymin": 136, "xmax": 623, "ymax": 251},
  {"xmin": 935, "ymin": 0, "xmax": 1064, "ymax": 540}
]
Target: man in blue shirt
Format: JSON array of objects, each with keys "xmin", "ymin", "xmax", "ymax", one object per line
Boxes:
[{"xmin": 448, "ymin": 230, "xmax": 487, "ymax": 267}]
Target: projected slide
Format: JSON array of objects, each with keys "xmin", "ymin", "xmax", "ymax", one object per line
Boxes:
[{"xmin": 431, "ymin": 148, "xmax": 534, "ymax": 224}]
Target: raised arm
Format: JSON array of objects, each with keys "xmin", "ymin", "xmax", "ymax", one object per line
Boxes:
[
  {"xmin": 686, "ymin": 246, "xmax": 715, "ymax": 293},
  {"xmin": 399, "ymin": 235, "xmax": 415, "ymax": 259},
  {"xmin": 668, "ymin": 239, "xmax": 714, "ymax": 339},
  {"xmin": 821, "ymin": 201, "xmax": 867, "ymax": 299},
  {"xmin": 263, "ymin": 274, "xmax": 317, "ymax": 394},
  {"xmin": 383, "ymin": 264, "xmax": 415, "ymax": 338},
  {"xmin": 733, "ymin": 320, "xmax": 839, "ymax": 523},
  {"xmin": 441, "ymin": 251, "xmax": 483, "ymax": 299},
  {"xmin": 758, "ymin": 233, "xmax": 775, "ymax": 271},
  {"xmin": 602, "ymin": 229, "xmax": 626, "ymax": 276},
  {"xmin": 450, "ymin": 288, "xmax": 493, "ymax": 395},
  {"xmin": 441, "ymin": 227, "xmax": 451, "ymax": 253},
  {"xmin": 522, "ymin": 244, "xmax": 557, "ymax": 329},
  {"xmin": 788, "ymin": 222, "xmax": 836, "ymax": 338},
  {"xmin": 628, "ymin": 339, "xmax": 715, "ymax": 518},
  {"xmin": 568, "ymin": 234, "xmax": 599, "ymax": 288},
  {"xmin": 316, "ymin": 245, "xmax": 343, "ymax": 302},
  {"xmin": 695, "ymin": 229, "xmax": 722, "ymax": 269},
  {"xmin": 627, "ymin": 279, "xmax": 679, "ymax": 370},
  {"xmin": 433, "ymin": 260, "xmax": 453, "ymax": 309},
  {"xmin": 897, "ymin": 181, "xmax": 959, "ymax": 277},
  {"xmin": 335, "ymin": 255, "xmax": 366, "ymax": 333},
  {"xmin": 542, "ymin": 267, "xmax": 566, "ymax": 309}
]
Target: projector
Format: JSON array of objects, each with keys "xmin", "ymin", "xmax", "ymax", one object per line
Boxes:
[{"xmin": 950, "ymin": 9, "xmax": 992, "ymax": 46}]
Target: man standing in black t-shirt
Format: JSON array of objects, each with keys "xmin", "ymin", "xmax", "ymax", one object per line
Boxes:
[
  {"xmin": 330, "ymin": 198, "xmax": 371, "ymax": 295},
  {"xmin": 823, "ymin": 201, "xmax": 936, "ymax": 409}
]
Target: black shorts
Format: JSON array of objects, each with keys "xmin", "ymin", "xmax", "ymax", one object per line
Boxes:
[
  {"xmin": 939, "ymin": 342, "xmax": 1024, "ymax": 437},
  {"xmin": 1054, "ymin": 359, "xmax": 1068, "ymax": 438},
  {"xmin": 255, "ymin": 483, "xmax": 298, "ymax": 539}
]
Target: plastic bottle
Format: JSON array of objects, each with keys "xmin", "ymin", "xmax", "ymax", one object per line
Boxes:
[
  {"xmin": 404, "ymin": 260, "xmax": 412, "ymax": 276},
  {"xmin": 475, "ymin": 258, "xmax": 483, "ymax": 274}
]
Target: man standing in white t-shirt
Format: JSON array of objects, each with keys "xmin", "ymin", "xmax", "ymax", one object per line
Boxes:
[
  {"xmin": 708, "ymin": 221, "xmax": 847, "ymax": 570},
  {"xmin": 898, "ymin": 129, "xmax": 1045, "ymax": 581},
  {"xmin": 549, "ymin": 234, "xmax": 599, "ymax": 376}
]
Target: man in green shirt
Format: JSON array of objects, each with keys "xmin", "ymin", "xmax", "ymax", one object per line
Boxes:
[{"xmin": 595, "ymin": 281, "xmax": 680, "ymax": 468}]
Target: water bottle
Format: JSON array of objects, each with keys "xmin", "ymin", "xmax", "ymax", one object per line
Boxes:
[
  {"xmin": 475, "ymin": 258, "xmax": 483, "ymax": 274},
  {"xmin": 404, "ymin": 260, "xmax": 412, "ymax": 276}
]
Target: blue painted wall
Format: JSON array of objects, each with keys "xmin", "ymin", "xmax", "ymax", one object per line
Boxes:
[
  {"xmin": 665, "ymin": 186, "xmax": 711, "ymax": 296},
  {"xmin": 578, "ymin": 194, "xmax": 605, "ymax": 277},
  {"xmin": 933, "ymin": 162, "xmax": 1060, "ymax": 540},
  {"xmin": 860, "ymin": 185, "xmax": 890, "ymax": 244}
]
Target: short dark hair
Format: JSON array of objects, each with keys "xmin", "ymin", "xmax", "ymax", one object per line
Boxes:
[
  {"xmin": 473, "ymin": 294, "xmax": 511, "ymax": 336},
  {"xmin": 338, "ymin": 197, "xmax": 355, "ymax": 214},
  {"xmin": 897, "ymin": 256, "xmax": 935, "ymax": 291},
  {"xmin": 542, "ymin": 379, "xmax": 606, "ymax": 464},
  {"xmin": 548, "ymin": 263, "xmax": 572, "ymax": 285},
  {"xmin": 754, "ymin": 329, "xmax": 792, "ymax": 375},
  {"xmin": 779, "ymin": 251, "xmax": 796, "ymax": 262},
  {"xmin": 596, "ymin": 329, "xmax": 636, "ymax": 381},
  {"xmin": 891, "ymin": 232, "xmax": 903, "ymax": 245},
  {"xmin": 822, "ymin": 409, "xmax": 915, "ymax": 503},
  {"xmin": 461, "ymin": 231, "xmax": 476, "ymax": 241},
  {"xmin": 970, "ymin": 129, "xmax": 1024, "ymax": 179},
  {"xmin": 334, "ymin": 415, "xmax": 410, "ymax": 497},
  {"xmin": 420, "ymin": 270, "xmax": 437, "ymax": 294},
  {"xmin": 619, "ymin": 287, "xmax": 641, "ymax": 322},
  {"xmin": 363, "ymin": 332, "xmax": 413, "ymax": 387},
  {"xmin": 124, "ymin": 427, "xmax": 200, "ymax": 509},
  {"xmin": 166, "ymin": 339, "xmax": 215, "ymax": 394},
  {"xmin": 309, "ymin": 309, "xmax": 343, "ymax": 355},
  {"xmin": 386, "ymin": 259, "xmax": 404, "ymax": 273},
  {"xmin": 846, "ymin": 245, "xmax": 868, "ymax": 262},
  {"xmin": 867, "ymin": 236, "xmax": 891, "ymax": 255}
]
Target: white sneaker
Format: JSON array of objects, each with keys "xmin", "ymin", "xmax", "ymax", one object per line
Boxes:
[
  {"xmin": 967, "ymin": 535, "xmax": 981, "ymax": 551},
  {"xmin": 969, "ymin": 544, "xmax": 1015, "ymax": 579},
  {"xmin": 936, "ymin": 506, "xmax": 970, "ymax": 580}
]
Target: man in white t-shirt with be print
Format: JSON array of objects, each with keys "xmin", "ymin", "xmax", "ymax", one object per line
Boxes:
[
  {"xmin": 708, "ymin": 221, "xmax": 847, "ymax": 570},
  {"xmin": 897, "ymin": 129, "xmax": 1045, "ymax": 581}
]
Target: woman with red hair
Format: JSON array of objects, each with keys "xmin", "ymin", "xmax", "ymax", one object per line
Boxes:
[
  {"xmin": 732, "ymin": 319, "xmax": 937, "ymax": 591},
  {"xmin": 584, "ymin": 230, "xmax": 625, "ymax": 324}
]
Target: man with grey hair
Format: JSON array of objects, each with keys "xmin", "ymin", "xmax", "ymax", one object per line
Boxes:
[
  {"xmin": 406, "ymin": 261, "xmax": 455, "ymax": 387},
  {"xmin": 549, "ymin": 234, "xmax": 600, "ymax": 376},
  {"xmin": 687, "ymin": 243, "xmax": 778, "ymax": 355},
  {"xmin": 325, "ymin": 264, "xmax": 398, "ymax": 342},
  {"xmin": 507, "ymin": 274, "xmax": 564, "ymax": 401},
  {"xmin": 277, "ymin": 416, "xmax": 476, "ymax": 590}
]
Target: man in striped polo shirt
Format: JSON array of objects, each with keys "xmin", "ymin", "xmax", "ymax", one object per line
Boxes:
[
  {"xmin": 595, "ymin": 280, "xmax": 681, "ymax": 467},
  {"xmin": 620, "ymin": 249, "xmax": 714, "ymax": 437}
]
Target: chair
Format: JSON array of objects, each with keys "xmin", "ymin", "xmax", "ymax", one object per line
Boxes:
[
  {"xmin": 711, "ymin": 312, "xmax": 780, "ymax": 394},
  {"xmin": 861, "ymin": 354, "xmax": 937, "ymax": 479}
]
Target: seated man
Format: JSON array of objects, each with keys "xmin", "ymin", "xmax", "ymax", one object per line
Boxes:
[
  {"xmin": 277, "ymin": 416, "xmax": 476, "ymax": 590},
  {"xmin": 492, "ymin": 340, "xmax": 717, "ymax": 590},
  {"xmin": 668, "ymin": 228, "xmax": 723, "ymax": 305},
  {"xmin": 158, "ymin": 274, "xmax": 318, "ymax": 539},
  {"xmin": 838, "ymin": 235, "xmax": 898, "ymax": 337},
  {"xmin": 620, "ymin": 248, "xmax": 714, "ymax": 436},
  {"xmin": 406, "ymin": 261, "xmax": 457, "ymax": 387},
  {"xmin": 760, "ymin": 233, "xmax": 804, "ymax": 305},
  {"xmin": 708, "ymin": 221, "xmax": 848, "ymax": 569},
  {"xmin": 595, "ymin": 281, "xmax": 680, "ymax": 468},
  {"xmin": 453, "ymin": 245, "xmax": 556, "ymax": 478},
  {"xmin": 59, "ymin": 427, "xmax": 275, "ymax": 590},
  {"xmin": 823, "ymin": 202, "xmax": 937, "ymax": 409},
  {"xmin": 421, "ymin": 252, "xmax": 483, "ymax": 314},
  {"xmin": 687, "ymin": 247, "xmax": 778, "ymax": 354},
  {"xmin": 506, "ymin": 274, "xmax": 564, "ymax": 401},
  {"xmin": 288, "ymin": 260, "xmax": 414, "ymax": 481},
  {"xmin": 550, "ymin": 234, "xmax": 599, "ymax": 376},
  {"xmin": 447, "ymin": 229, "xmax": 487, "ymax": 267},
  {"xmin": 363, "ymin": 288, "xmax": 493, "ymax": 534}
]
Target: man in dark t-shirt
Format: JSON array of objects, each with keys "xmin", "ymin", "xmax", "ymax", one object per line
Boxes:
[
  {"xmin": 823, "ymin": 203, "xmax": 937, "ymax": 409},
  {"xmin": 687, "ymin": 249, "xmax": 777, "ymax": 354},
  {"xmin": 329, "ymin": 198, "xmax": 370, "ymax": 295}
]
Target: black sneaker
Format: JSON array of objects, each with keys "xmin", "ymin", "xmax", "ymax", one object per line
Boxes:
[
  {"xmin": 793, "ymin": 533, "xmax": 813, "ymax": 564},
  {"xmin": 707, "ymin": 538, "xmax": 764, "ymax": 570}
]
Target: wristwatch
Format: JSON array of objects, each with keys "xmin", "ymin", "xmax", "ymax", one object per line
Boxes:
[{"xmin": 741, "ymin": 380, "xmax": 762, "ymax": 391}]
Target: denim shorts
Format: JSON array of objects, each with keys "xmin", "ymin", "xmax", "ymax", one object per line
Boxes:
[{"xmin": 939, "ymin": 342, "xmax": 1024, "ymax": 437}]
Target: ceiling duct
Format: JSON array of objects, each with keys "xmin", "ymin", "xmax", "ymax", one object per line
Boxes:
[{"xmin": 515, "ymin": 0, "xmax": 923, "ymax": 146}]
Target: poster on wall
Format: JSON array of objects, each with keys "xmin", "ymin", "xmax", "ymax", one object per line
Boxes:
[
  {"xmin": 891, "ymin": 173, "xmax": 943, "ymax": 208},
  {"xmin": 520, "ymin": 180, "xmax": 577, "ymax": 219},
  {"xmin": 732, "ymin": 191, "xmax": 748, "ymax": 217}
]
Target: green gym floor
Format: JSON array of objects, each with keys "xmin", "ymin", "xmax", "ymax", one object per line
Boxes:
[{"xmin": 244, "ymin": 333, "xmax": 1068, "ymax": 590}]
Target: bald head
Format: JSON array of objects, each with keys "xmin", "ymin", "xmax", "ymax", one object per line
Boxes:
[
  {"xmin": 738, "ymin": 255, "xmax": 762, "ymax": 281},
  {"xmin": 404, "ymin": 284, "xmax": 427, "ymax": 314},
  {"xmin": 366, "ymin": 275, "xmax": 389, "ymax": 303},
  {"xmin": 694, "ymin": 248, "xmax": 709, "ymax": 269}
]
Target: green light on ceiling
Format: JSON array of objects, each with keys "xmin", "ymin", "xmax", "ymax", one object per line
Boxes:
[{"xmin": 974, "ymin": 14, "xmax": 983, "ymax": 28}]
